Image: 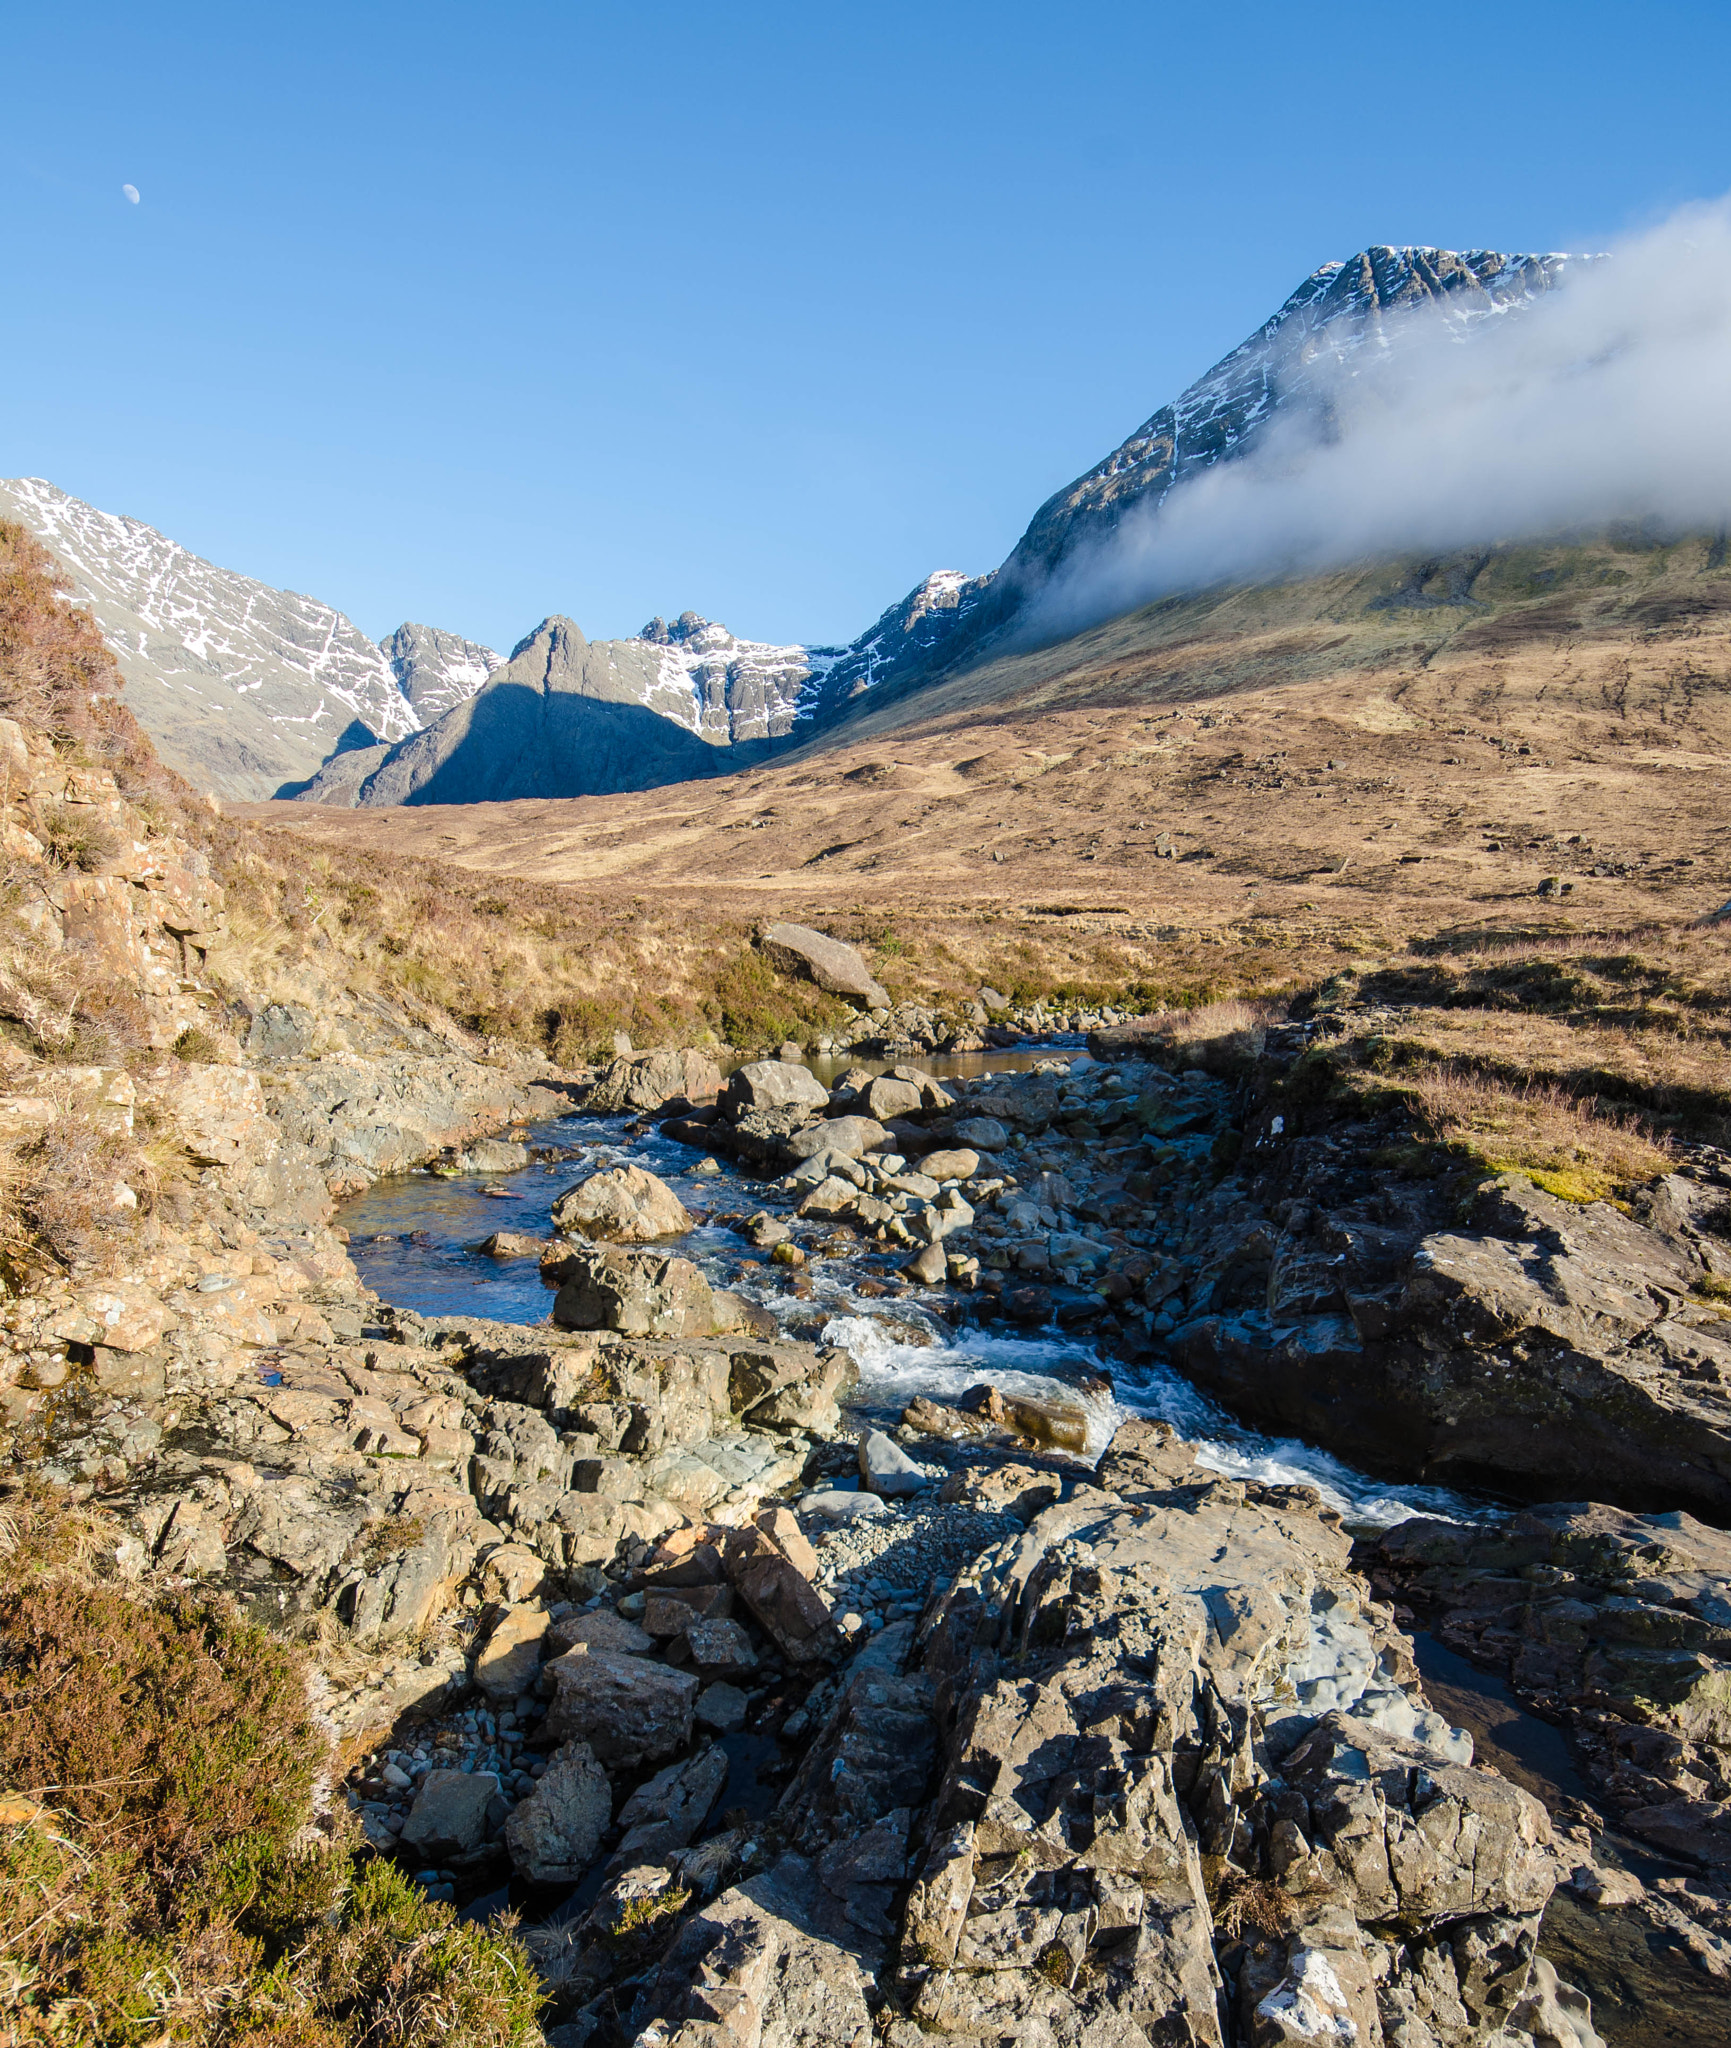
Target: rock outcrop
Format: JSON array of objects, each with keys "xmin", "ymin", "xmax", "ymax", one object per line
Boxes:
[
  {"xmin": 1377, "ymin": 1502, "xmax": 1731, "ymax": 1871},
  {"xmin": 607, "ymin": 1421, "xmax": 1579, "ymax": 2048}
]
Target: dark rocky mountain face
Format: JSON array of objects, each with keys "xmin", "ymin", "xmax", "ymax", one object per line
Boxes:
[{"xmin": 296, "ymin": 615, "xmax": 747, "ymax": 806}]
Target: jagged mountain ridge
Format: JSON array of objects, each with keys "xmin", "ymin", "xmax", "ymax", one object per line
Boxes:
[
  {"xmin": 11, "ymin": 243, "xmax": 1595, "ymax": 807},
  {"xmin": 850, "ymin": 244, "xmax": 1594, "ymax": 703},
  {"xmin": 292, "ymin": 571, "xmax": 994, "ymax": 805}
]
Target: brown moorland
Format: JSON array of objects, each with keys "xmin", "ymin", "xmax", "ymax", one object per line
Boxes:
[{"xmin": 235, "ymin": 532, "xmax": 1731, "ymax": 1140}]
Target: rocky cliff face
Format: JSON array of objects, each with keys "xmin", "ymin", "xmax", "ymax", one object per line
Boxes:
[{"xmin": 383, "ymin": 620, "xmax": 502, "ymax": 722}]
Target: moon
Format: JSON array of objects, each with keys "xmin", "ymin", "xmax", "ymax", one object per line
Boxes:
[{"xmin": 122, "ymin": 184, "xmax": 140, "ymax": 204}]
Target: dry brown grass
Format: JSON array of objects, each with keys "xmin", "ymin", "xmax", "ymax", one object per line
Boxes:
[{"xmin": 1407, "ymin": 1066, "xmax": 1675, "ymax": 1201}]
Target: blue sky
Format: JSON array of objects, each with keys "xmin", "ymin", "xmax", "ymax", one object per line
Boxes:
[{"xmin": 4, "ymin": 1, "xmax": 1728, "ymax": 652}]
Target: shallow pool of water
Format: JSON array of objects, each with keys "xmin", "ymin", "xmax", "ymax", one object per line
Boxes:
[{"xmin": 337, "ymin": 1077, "xmax": 1482, "ymax": 1532}]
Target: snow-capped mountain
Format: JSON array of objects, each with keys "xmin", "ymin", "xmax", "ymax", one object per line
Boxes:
[
  {"xmin": 0, "ymin": 480, "xmax": 501, "ymax": 801},
  {"xmin": 8, "ymin": 244, "xmax": 1604, "ymax": 808},
  {"xmin": 904, "ymin": 245, "xmax": 1592, "ymax": 676},
  {"xmin": 291, "ymin": 574, "xmax": 1010, "ymax": 805},
  {"xmin": 383, "ymin": 623, "xmax": 502, "ymax": 723}
]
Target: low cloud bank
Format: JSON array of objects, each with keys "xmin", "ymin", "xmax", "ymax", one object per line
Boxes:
[{"xmin": 1030, "ymin": 201, "xmax": 1731, "ymax": 638}]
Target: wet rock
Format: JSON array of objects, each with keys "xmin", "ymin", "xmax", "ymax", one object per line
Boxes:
[
  {"xmin": 551, "ymin": 1163, "xmax": 692, "ymax": 1243},
  {"xmin": 759, "ymin": 922, "xmax": 889, "ymax": 1008},
  {"xmin": 504, "ymin": 1739, "xmax": 612, "ymax": 1882},
  {"xmin": 401, "ymin": 1769, "xmax": 500, "ymax": 1858},
  {"xmin": 859, "ymin": 1429, "xmax": 928, "ymax": 1497},
  {"xmin": 551, "ymin": 1246, "xmax": 717, "ymax": 1338},
  {"xmin": 961, "ymin": 1381, "xmax": 1089, "ymax": 1453},
  {"xmin": 900, "ymin": 1394, "xmax": 1004, "ymax": 1442},
  {"xmin": 544, "ymin": 1647, "xmax": 700, "ymax": 1766},
  {"xmin": 1378, "ymin": 1500, "xmax": 1731, "ymax": 1868},
  {"xmin": 477, "ymin": 1230, "xmax": 547, "ymax": 1259},
  {"xmin": 1175, "ymin": 1168, "xmax": 1731, "ymax": 1520}
]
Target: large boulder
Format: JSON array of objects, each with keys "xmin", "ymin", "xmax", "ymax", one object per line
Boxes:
[
  {"xmin": 504, "ymin": 1739, "xmax": 612, "ymax": 1881},
  {"xmin": 551, "ymin": 1164, "xmax": 693, "ymax": 1242},
  {"xmin": 551, "ymin": 1246, "xmax": 717, "ymax": 1338},
  {"xmin": 587, "ymin": 1048, "xmax": 723, "ymax": 1116},
  {"xmin": 786, "ymin": 1115, "xmax": 888, "ymax": 1162},
  {"xmin": 864, "ymin": 1075, "xmax": 924, "ymax": 1121},
  {"xmin": 721, "ymin": 1060, "xmax": 830, "ymax": 1120},
  {"xmin": 473, "ymin": 1605, "xmax": 549, "ymax": 1699},
  {"xmin": 951, "ymin": 1116, "xmax": 1009, "ymax": 1151},
  {"xmin": 758, "ymin": 922, "xmax": 889, "ymax": 1008},
  {"xmin": 544, "ymin": 1647, "xmax": 700, "ymax": 1766},
  {"xmin": 401, "ymin": 1769, "xmax": 499, "ymax": 1857}
]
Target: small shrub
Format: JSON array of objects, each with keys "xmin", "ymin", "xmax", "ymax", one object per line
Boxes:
[
  {"xmin": 35, "ymin": 802, "xmax": 119, "ymax": 873},
  {"xmin": 173, "ymin": 1025, "xmax": 223, "ymax": 1063},
  {"xmin": 3, "ymin": 1111, "xmax": 145, "ymax": 1274},
  {"xmin": 0, "ymin": 1499, "xmax": 544, "ymax": 2045}
]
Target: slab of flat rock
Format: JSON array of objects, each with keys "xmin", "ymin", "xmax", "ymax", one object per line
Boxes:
[
  {"xmin": 759, "ymin": 923, "xmax": 889, "ymax": 1008},
  {"xmin": 504, "ymin": 1739, "xmax": 611, "ymax": 1882},
  {"xmin": 544, "ymin": 1647, "xmax": 699, "ymax": 1765},
  {"xmin": 859, "ymin": 1428, "xmax": 929, "ymax": 1497},
  {"xmin": 547, "ymin": 1607, "xmax": 655, "ymax": 1658},
  {"xmin": 551, "ymin": 1164, "xmax": 692, "ymax": 1243},
  {"xmin": 401, "ymin": 1769, "xmax": 500, "ymax": 1858}
]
